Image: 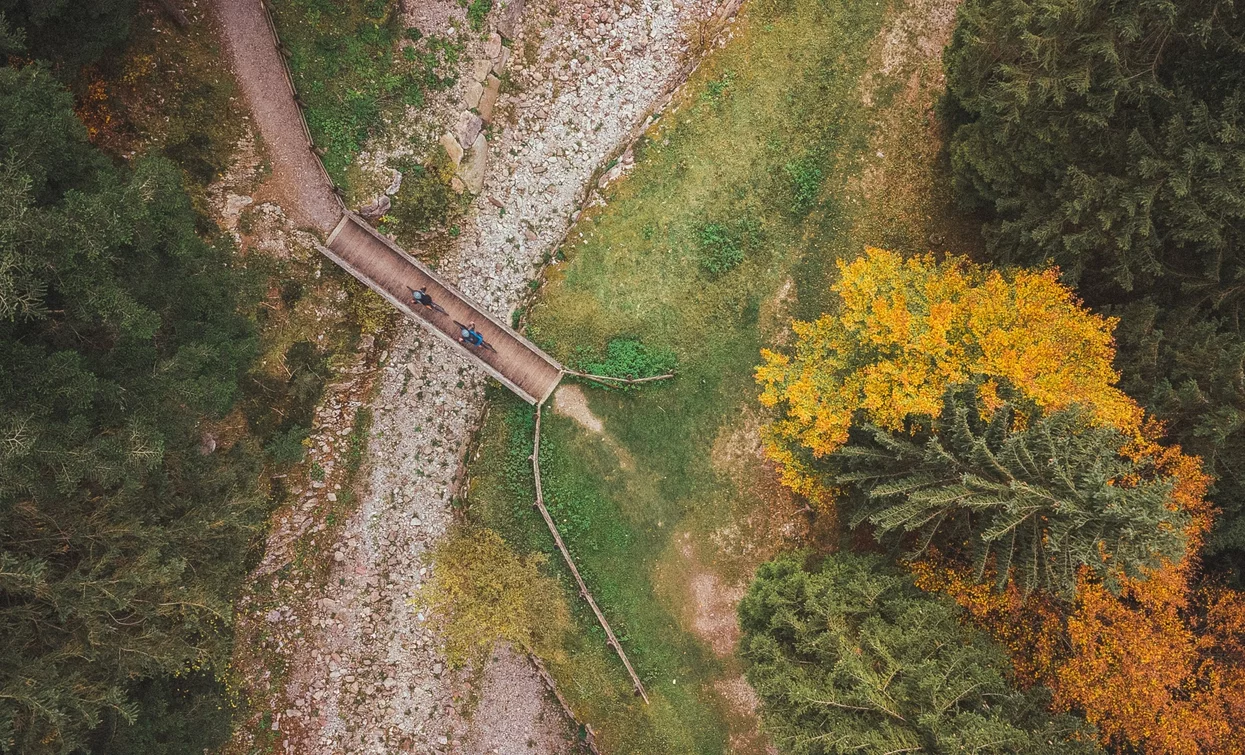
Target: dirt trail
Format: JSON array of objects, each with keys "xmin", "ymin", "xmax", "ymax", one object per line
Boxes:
[
  {"xmin": 213, "ymin": 0, "xmax": 341, "ymax": 233},
  {"xmin": 217, "ymin": 0, "xmax": 739, "ymax": 752}
]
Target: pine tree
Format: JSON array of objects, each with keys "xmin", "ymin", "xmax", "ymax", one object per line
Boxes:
[
  {"xmin": 739, "ymin": 552, "xmax": 1101, "ymax": 755},
  {"xmin": 0, "ymin": 64, "xmax": 262, "ymax": 754},
  {"xmin": 836, "ymin": 389, "xmax": 1189, "ymax": 595},
  {"xmin": 944, "ymin": 0, "xmax": 1245, "ymax": 306},
  {"xmin": 1111, "ymin": 299, "xmax": 1245, "ymax": 579}
]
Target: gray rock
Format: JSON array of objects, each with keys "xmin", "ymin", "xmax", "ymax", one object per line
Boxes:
[
  {"xmin": 454, "ymin": 110, "xmax": 483, "ymax": 149},
  {"xmin": 359, "ymin": 194, "xmax": 391, "ymax": 219},
  {"xmin": 457, "ymin": 134, "xmax": 488, "ymax": 194},
  {"xmin": 495, "ymin": 0, "xmax": 525, "ymax": 39},
  {"xmin": 464, "ymin": 79, "xmax": 484, "ymax": 109},
  {"xmin": 471, "ymin": 57, "xmax": 493, "ymax": 83},
  {"xmin": 438, "ymin": 132, "xmax": 463, "ymax": 169},
  {"xmin": 483, "ymin": 32, "xmax": 502, "ymax": 59},
  {"xmin": 384, "ymin": 169, "xmax": 403, "ymax": 196},
  {"xmin": 479, "ymin": 74, "xmax": 502, "ymax": 123},
  {"xmin": 493, "ymin": 45, "xmax": 510, "ymax": 75}
]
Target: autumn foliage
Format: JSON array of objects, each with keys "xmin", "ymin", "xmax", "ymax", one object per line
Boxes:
[
  {"xmin": 757, "ymin": 248, "xmax": 1245, "ymax": 753},
  {"xmin": 757, "ymin": 248, "xmax": 1140, "ymax": 503}
]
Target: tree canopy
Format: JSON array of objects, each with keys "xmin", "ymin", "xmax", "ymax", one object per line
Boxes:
[
  {"xmin": 0, "ymin": 63, "xmax": 261, "ymax": 754},
  {"xmin": 943, "ymin": 0, "xmax": 1245, "ymax": 577},
  {"xmin": 944, "ymin": 0, "xmax": 1245, "ymax": 304},
  {"xmin": 756, "ymin": 247, "xmax": 1143, "ymax": 504},
  {"xmin": 739, "ymin": 551, "xmax": 1101, "ymax": 755},
  {"xmin": 0, "ymin": 1, "xmax": 136, "ymax": 70},
  {"xmin": 837, "ymin": 388, "xmax": 1188, "ymax": 596}
]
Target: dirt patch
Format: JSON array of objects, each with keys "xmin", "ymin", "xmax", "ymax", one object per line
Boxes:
[
  {"xmin": 654, "ymin": 530, "xmax": 777, "ymax": 754},
  {"xmin": 552, "ymin": 384, "xmax": 637, "ymax": 473},
  {"xmin": 708, "ymin": 407, "xmax": 807, "ymax": 566},
  {"xmin": 759, "ymin": 277, "xmax": 797, "ymax": 344},
  {"xmin": 552, "ymin": 384, "xmax": 604, "ymax": 434},
  {"xmin": 714, "ymin": 676, "xmax": 777, "ymax": 755},
  {"xmin": 687, "ymin": 557, "xmax": 747, "ymax": 658},
  {"xmin": 876, "ymin": 0, "xmax": 961, "ymax": 79}
]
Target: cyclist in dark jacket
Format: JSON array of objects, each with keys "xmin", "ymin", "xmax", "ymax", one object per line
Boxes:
[{"xmin": 410, "ymin": 286, "xmax": 434, "ymax": 310}]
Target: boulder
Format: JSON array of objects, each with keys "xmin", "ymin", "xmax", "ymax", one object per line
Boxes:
[
  {"xmin": 496, "ymin": 0, "xmax": 525, "ymax": 39},
  {"xmin": 457, "ymin": 134, "xmax": 488, "ymax": 194},
  {"xmin": 471, "ymin": 57, "xmax": 493, "ymax": 82},
  {"xmin": 384, "ymin": 169, "xmax": 403, "ymax": 196},
  {"xmin": 359, "ymin": 194, "xmax": 391, "ymax": 219},
  {"xmin": 493, "ymin": 45, "xmax": 511, "ymax": 75},
  {"xmin": 484, "ymin": 32, "xmax": 502, "ymax": 59},
  {"xmin": 479, "ymin": 75, "xmax": 501, "ymax": 123},
  {"xmin": 464, "ymin": 79, "xmax": 484, "ymax": 109},
  {"xmin": 454, "ymin": 110, "xmax": 483, "ymax": 149},
  {"xmin": 439, "ymin": 132, "xmax": 464, "ymax": 168}
]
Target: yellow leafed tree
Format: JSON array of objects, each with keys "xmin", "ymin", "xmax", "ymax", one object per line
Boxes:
[{"xmin": 756, "ymin": 248, "xmax": 1142, "ymax": 503}]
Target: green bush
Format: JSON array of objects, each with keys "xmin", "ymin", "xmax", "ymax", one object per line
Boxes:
[
  {"xmin": 575, "ymin": 338, "xmax": 677, "ymax": 384},
  {"xmin": 264, "ymin": 426, "xmax": 310, "ymax": 465},
  {"xmin": 467, "ymin": 0, "xmax": 493, "ymax": 30},
  {"xmin": 389, "ymin": 152, "xmax": 459, "ymax": 237},
  {"xmin": 695, "ymin": 217, "xmax": 761, "ymax": 275},
  {"xmin": 695, "ymin": 221, "xmax": 745, "ymax": 274}
]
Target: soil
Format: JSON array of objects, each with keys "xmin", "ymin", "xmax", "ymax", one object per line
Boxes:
[
  {"xmin": 551, "ymin": 384, "xmax": 604, "ymax": 434},
  {"xmin": 213, "ymin": 0, "xmax": 342, "ymax": 233},
  {"xmin": 458, "ymin": 645, "xmax": 580, "ymax": 755}
]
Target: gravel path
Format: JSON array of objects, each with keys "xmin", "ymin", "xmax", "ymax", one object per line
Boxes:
[
  {"xmin": 213, "ymin": 0, "xmax": 341, "ymax": 233},
  {"xmin": 216, "ymin": 0, "xmax": 739, "ymax": 751}
]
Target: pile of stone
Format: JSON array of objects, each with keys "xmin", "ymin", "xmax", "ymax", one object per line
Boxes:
[{"xmin": 441, "ymin": 24, "xmax": 516, "ymax": 195}]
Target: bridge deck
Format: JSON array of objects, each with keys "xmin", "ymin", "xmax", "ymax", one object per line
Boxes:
[{"xmin": 321, "ymin": 213, "xmax": 564, "ymax": 405}]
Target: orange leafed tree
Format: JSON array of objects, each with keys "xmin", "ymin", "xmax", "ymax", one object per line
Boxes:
[
  {"xmin": 757, "ymin": 247, "xmax": 1140, "ymax": 503},
  {"xmin": 758, "ymin": 248, "xmax": 1245, "ymax": 753}
]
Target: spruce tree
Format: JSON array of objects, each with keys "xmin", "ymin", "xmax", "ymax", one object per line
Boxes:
[
  {"xmin": 0, "ymin": 65, "xmax": 261, "ymax": 754},
  {"xmin": 739, "ymin": 552, "xmax": 1101, "ymax": 755},
  {"xmin": 943, "ymin": 0, "xmax": 1245, "ymax": 582},
  {"xmin": 836, "ymin": 389, "xmax": 1189, "ymax": 595}
]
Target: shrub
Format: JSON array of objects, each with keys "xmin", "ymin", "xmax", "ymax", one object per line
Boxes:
[
  {"xmin": 695, "ymin": 221, "xmax": 745, "ymax": 274},
  {"xmin": 784, "ymin": 154, "xmax": 823, "ymax": 214},
  {"xmin": 575, "ymin": 338, "xmax": 677, "ymax": 383},
  {"xmin": 418, "ymin": 526, "xmax": 570, "ymax": 668}
]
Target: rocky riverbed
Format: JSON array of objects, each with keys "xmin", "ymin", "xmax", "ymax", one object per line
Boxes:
[{"xmin": 220, "ymin": 0, "xmax": 740, "ymax": 751}]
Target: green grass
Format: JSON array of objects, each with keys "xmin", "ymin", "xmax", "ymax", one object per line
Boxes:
[
  {"xmin": 268, "ymin": 0, "xmax": 461, "ymax": 187},
  {"xmin": 461, "ymin": 0, "xmax": 976, "ymax": 750}
]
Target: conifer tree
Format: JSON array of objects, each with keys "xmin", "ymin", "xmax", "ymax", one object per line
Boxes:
[
  {"xmin": 0, "ymin": 64, "xmax": 261, "ymax": 754},
  {"xmin": 944, "ymin": 0, "xmax": 1245, "ymax": 305},
  {"xmin": 942, "ymin": 0, "xmax": 1245, "ymax": 581},
  {"xmin": 739, "ymin": 552, "xmax": 1101, "ymax": 755},
  {"xmin": 837, "ymin": 388, "xmax": 1188, "ymax": 595}
]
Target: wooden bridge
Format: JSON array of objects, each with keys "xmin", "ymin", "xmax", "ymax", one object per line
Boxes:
[{"xmin": 319, "ymin": 213, "xmax": 564, "ymax": 405}]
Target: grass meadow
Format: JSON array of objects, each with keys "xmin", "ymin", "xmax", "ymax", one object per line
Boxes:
[{"xmin": 458, "ymin": 0, "xmax": 976, "ymax": 749}]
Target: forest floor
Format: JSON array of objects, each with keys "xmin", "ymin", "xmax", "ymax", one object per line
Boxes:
[{"xmin": 461, "ymin": 0, "xmax": 977, "ymax": 751}]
